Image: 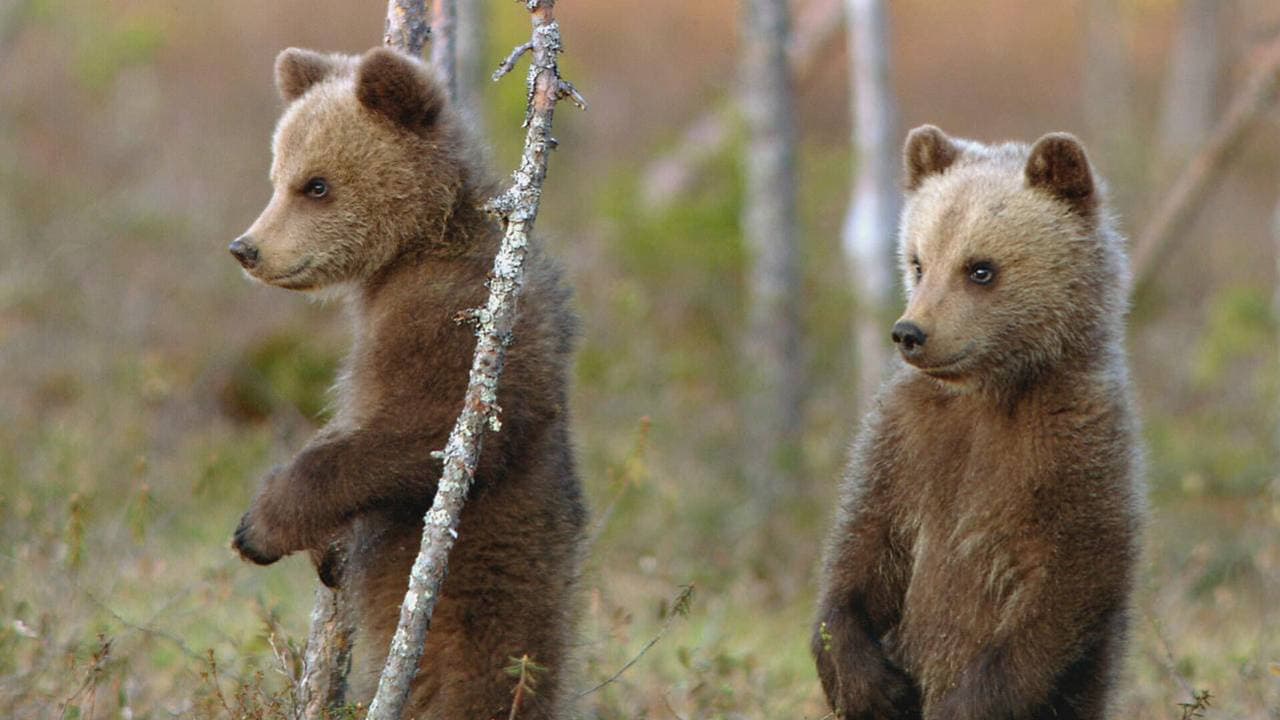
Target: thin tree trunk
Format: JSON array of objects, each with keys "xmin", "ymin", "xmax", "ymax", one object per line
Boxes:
[
  {"xmin": 295, "ymin": 4, "xmax": 435, "ymax": 718},
  {"xmin": 365, "ymin": 1, "xmax": 582, "ymax": 717},
  {"xmin": 429, "ymin": 0, "xmax": 457, "ymax": 101},
  {"xmin": 843, "ymin": 0, "xmax": 899, "ymax": 411},
  {"xmin": 741, "ymin": 0, "xmax": 803, "ymax": 511},
  {"xmin": 1274, "ymin": 192, "xmax": 1280, "ymax": 480},
  {"xmin": 1156, "ymin": 0, "xmax": 1225, "ymax": 168},
  {"xmin": 1133, "ymin": 32, "xmax": 1280, "ymax": 292},
  {"xmin": 384, "ymin": 0, "xmax": 431, "ymax": 58},
  {"xmin": 297, "ymin": 548, "xmax": 354, "ymax": 719},
  {"xmin": 456, "ymin": 0, "xmax": 489, "ymax": 136},
  {"xmin": 642, "ymin": 0, "xmax": 841, "ymax": 210}
]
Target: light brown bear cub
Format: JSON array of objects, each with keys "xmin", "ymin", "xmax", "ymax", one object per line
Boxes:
[
  {"xmin": 812, "ymin": 126, "xmax": 1144, "ymax": 720},
  {"xmin": 229, "ymin": 47, "xmax": 586, "ymax": 719}
]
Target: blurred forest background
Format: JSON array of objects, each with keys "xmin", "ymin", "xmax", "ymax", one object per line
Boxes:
[{"xmin": 2, "ymin": 0, "xmax": 1280, "ymax": 717}]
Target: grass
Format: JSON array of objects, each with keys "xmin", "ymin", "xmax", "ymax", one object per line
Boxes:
[{"xmin": 1, "ymin": 3, "xmax": 1278, "ymax": 717}]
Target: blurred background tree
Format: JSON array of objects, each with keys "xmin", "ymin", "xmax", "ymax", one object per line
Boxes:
[{"xmin": 0, "ymin": 1, "xmax": 1278, "ymax": 717}]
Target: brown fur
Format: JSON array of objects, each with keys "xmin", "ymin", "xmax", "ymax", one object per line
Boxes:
[
  {"xmin": 812, "ymin": 126, "xmax": 1145, "ymax": 720},
  {"xmin": 229, "ymin": 47, "xmax": 586, "ymax": 719}
]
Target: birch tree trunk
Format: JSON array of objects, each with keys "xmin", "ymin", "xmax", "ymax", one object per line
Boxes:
[
  {"xmin": 365, "ymin": 1, "xmax": 582, "ymax": 717},
  {"xmin": 1274, "ymin": 193, "xmax": 1280, "ymax": 477},
  {"xmin": 1156, "ymin": 0, "xmax": 1225, "ymax": 167},
  {"xmin": 843, "ymin": 0, "xmax": 899, "ymax": 411},
  {"xmin": 741, "ymin": 0, "xmax": 803, "ymax": 511}
]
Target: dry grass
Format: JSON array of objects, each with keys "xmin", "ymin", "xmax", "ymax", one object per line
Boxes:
[{"xmin": 2, "ymin": 1, "xmax": 1279, "ymax": 718}]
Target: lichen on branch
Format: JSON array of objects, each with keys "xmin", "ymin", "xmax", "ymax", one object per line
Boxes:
[{"xmin": 364, "ymin": 1, "xmax": 585, "ymax": 718}]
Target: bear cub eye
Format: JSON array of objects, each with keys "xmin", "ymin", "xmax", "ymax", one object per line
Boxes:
[
  {"xmin": 911, "ymin": 257, "xmax": 923, "ymax": 282},
  {"xmin": 968, "ymin": 262, "xmax": 996, "ymax": 285},
  {"xmin": 303, "ymin": 177, "xmax": 329, "ymax": 199}
]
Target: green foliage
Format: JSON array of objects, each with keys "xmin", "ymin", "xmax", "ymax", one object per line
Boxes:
[
  {"xmin": 73, "ymin": 15, "xmax": 165, "ymax": 92},
  {"xmin": 1192, "ymin": 286, "xmax": 1277, "ymax": 386},
  {"xmin": 1145, "ymin": 286, "xmax": 1277, "ymax": 498},
  {"xmin": 221, "ymin": 332, "xmax": 340, "ymax": 424}
]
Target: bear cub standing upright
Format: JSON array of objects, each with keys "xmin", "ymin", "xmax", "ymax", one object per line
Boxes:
[
  {"xmin": 229, "ymin": 47, "xmax": 586, "ymax": 719},
  {"xmin": 812, "ymin": 126, "xmax": 1144, "ymax": 720}
]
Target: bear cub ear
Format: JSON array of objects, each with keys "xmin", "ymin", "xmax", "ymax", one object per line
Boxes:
[
  {"xmin": 356, "ymin": 47, "xmax": 446, "ymax": 132},
  {"xmin": 1025, "ymin": 133, "xmax": 1095, "ymax": 214},
  {"xmin": 276, "ymin": 48, "xmax": 350, "ymax": 103},
  {"xmin": 903, "ymin": 125, "xmax": 961, "ymax": 191}
]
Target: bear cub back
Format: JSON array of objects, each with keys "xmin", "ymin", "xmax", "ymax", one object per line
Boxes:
[
  {"xmin": 229, "ymin": 47, "xmax": 586, "ymax": 720},
  {"xmin": 812, "ymin": 126, "xmax": 1144, "ymax": 720}
]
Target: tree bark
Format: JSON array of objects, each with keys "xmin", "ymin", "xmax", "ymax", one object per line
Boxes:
[
  {"xmin": 365, "ymin": 2, "xmax": 581, "ymax": 717},
  {"xmin": 429, "ymin": 0, "xmax": 457, "ymax": 101},
  {"xmin": 297, "ymin": 549, "xmax": 354, "ymax": 719},
  {"xmin": 295, "ymin": 3, "xmax": 448, "ymax": 718},
  {"xmin": 642, "ymin": 0, "xmax": 842, "ymax": 210},
  {"xmin": 741, "ymin": 0, "xmax": 803, "ymax": 511},
  {"xmin": 1133, "ymin": 32, "xmax": 1280, "ymax": 293},
  {"xmin": 383, "ymin": 0, "xmax": 431, "ymax": 59},
  {"xmin": 843, "ymin": 0, "xmax": 899, "ymax": 411}
]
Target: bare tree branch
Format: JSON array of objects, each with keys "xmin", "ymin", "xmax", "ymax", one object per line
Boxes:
[
  {"xmin": 641, "ymin": 0, "xmax": 842, "ymax": 210},
  {"xmin": 364, "ymin": 1, "xmax": 582, "ymax": 717},
  {"xmin": 1133, "ymin": 32, "xmax": 1280, "ymax": 293}
]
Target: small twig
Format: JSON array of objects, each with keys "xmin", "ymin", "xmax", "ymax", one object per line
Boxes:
[
  {"xmin": 558, "ymin": 79, "xmax": 588, "ymax": 110},
  {"xmin": 576, "ymin": 584, "xmax": 694, "ymax": 698},
  {"xmin": 585, "ymin": 417, "xmax": 651, "ymax": 549},
  {"xmin": 1144, "ymin": 607, "xmax": 1216, "ymax": 719},
  {"xmin": 493, "ymin": 41, "xmax": 533, "ymax": 81},
  {"xmin": 56, "ymin": 634, "xmax": 112, "ymax": 717},
  {"xmin": 661, "ymin": 692, "xmax": 688, "ymax": 720},
  {"xmin": 1177, "ymin": 689, "xmax": 1213, "ymax": 720},
  {"xmin": 505, "ymin": 654, "xmax": 545, "ymax": 720}
]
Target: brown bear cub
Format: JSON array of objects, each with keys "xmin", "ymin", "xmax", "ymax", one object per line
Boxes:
[
  {"xmin": 228, "ymin": 47, "xmax": 586, "ymax": 719},
  {"xmin": 812, "ymin": 126, "xmax": 1145, "ymax": 720}
]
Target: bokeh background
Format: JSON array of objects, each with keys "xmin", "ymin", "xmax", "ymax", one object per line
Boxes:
[{"xmin": 2, "ymin": 0, "xmax": 1279, "ymax": 717}]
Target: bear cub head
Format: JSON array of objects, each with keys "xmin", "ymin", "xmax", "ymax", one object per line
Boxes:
[
  {"xmin": 892, "ymin": 125, "xmax": 1130, "ymax": 394},
  {"xmin": 230, "ymin": 47, "xmax": 468, "ymax": 290}
]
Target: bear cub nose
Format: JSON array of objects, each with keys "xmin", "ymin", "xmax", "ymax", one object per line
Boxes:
[
  {"xmin": 891, "ymin": 320, "xmax": 927, "ymax": 355},
  {"xmin": 229, "ymin": 237, "xmax": 260, "ymax": 269}
]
